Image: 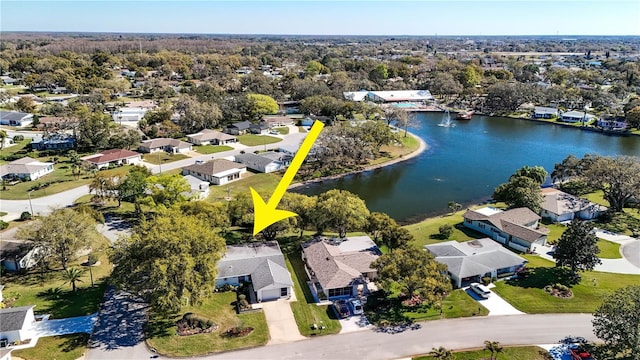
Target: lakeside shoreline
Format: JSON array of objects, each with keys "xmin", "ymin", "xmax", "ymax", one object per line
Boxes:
[{"xmin": 288, "ymin": 131, "xmax": 428, "ymax": 190}]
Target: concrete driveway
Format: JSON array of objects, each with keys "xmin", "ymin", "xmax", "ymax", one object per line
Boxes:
[
  {"xmin": 97, "ymin": 215, "xmax": 132, "ymax": 244},
  {"xmin": 465, "ymin": 285, "xmax": 524, "ymax": 316},
  {"xmin": 262, "ymin": 299, "xmax": 306, "ymax": 345},
  {"xmin": 339, "ymin": 314, "xmax": 373, "ymax": 333},
  {"xmin": 33, "ymin": 313, "xmax": 98, "ymax": 337}
]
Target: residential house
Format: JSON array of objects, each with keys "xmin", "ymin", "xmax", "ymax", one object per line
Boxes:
[
  {"xmin": 181, "ymin": 159, "xmax": 246, "ymax": 185},
  {"xmin": 278, "ymin": 143, "xmax": 299, "ymax": 157},
  {"xmin": 0, "ymin": 306, "xmax": 36, "ymax": 346},
  {"xmin": 216, "ymin": 242, "xmax": 293, "ymax": 302},
  {"xmin": 0, "ymin": 241, "xmax": 43, "ymax": 272},
  {"xmin": 262, "ymin": 116, "xmax": 294, "ymax": 128},
  {"xmin": 560, "ymin": 110, "xmax": 596, "ymax": 123},
  {"xmin": 186, "ymin": 129, "xmax": 237, "ymax": 146},
  {"xmin": 234, "ymin": 152, "xmax": 290, "ymax": 173},
  {"xmin": 301, "ymin": 236, "xmax": 380, "ymax": 300},
  {"xmin": 0, "ymin": 111, "xmax": 33, "ymax": 127},
  {"xmin": 0, "ymin": 157, "xmax": 54, "ymax": 181},
  {"xmin": 81, "ymin": 149, "xmax": 142, "ymax": 170},
  {"xmin": 138, "ymin": 138, "xmax": 192, "ymax": 154},
  {"xmin": 0, "ymin": 75, "xmax": 18, "ymax": 85},
  {"xmin": 30, "ymin": 134, "xmax": 75, "ymax": 151},
  {"xmin": 425, "ymin": 238, "xmax": 527, "ymax": 288},
  {"xmin": 343, "ymin": 90, "xmax": 434, "ymax": 103},
  {"xmin": 37, "ymin": 117, "xmax": 73, "ymax": 134},
  {"xmin": 463, "ymin": 207, "xmax": 549, "ymax": 252},
  {"xmin": 540, "ymin": 188, "xmax": 607, "ymax": 223},
  {"xmin": 532, "ymin": 106, "xmax": 559, "ymax": 119},
  {"xmin": 597, "ymin": 118, "xmax": 628, "ymax": 131},
  {"xmin": 250, "ymin": 122, "xmax": 270, "ymax": 134},
  {"xmin": 224, "ymin": 121, "xmax": 252, "ymax": 135},
  {"xmin": 112, "ymin": 107, "xmax": 148, "ymax": 124},
  {"xmin": 182, "ymin": 175, "xmax": 210, "ymax": 200}
]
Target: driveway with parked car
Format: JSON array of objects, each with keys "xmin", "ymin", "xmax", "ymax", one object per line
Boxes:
[{"xmin": 465, "ymin": 284, "xmax": 524, "ymax": 316}]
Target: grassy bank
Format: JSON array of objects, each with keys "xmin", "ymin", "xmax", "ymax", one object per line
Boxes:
[{"xmin": 414, "ymin": 346, "xmax": 550, "ymax": 360}]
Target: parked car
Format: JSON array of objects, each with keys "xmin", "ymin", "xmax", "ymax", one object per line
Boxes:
[
  {"xmin": 269, "ymin": 130, "xmax": 279, "ymax": 135},
  {"xmin": 569, "ymin": 346, "xmax": 594, "ymax": 360},
  {"xmin": 349, "ymin": 299, "xmax": 363, "ymax": 315},
  {"xmin": 333, "ymin": 300, "xmax": 350, "ymax": 318},
  {"xmin": 469, "ymin": 282, "xmax": 491, "ymax": 299}
]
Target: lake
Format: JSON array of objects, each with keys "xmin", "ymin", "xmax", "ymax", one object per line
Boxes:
[{"xmin": 295, "ymin": 113, "xmax": 640, "ymax": 224}]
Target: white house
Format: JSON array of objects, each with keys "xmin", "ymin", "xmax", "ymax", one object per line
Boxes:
[
  {"xmin": 0, "ymin": 111, "xmax": 33, "ymax": 127},
  {"xmin": 0, "ymin": 157, "xmax": 54, "ymax": 181},
  {"xmin": 560, "ymin": 110, "xmax": 595, "ymax": 123},
  {"xmin": 425, "ymin": 238, "xmax": 527, "ymax": 288},
  {"xmin": 81, "ymin": 149, "xmax": 142, "ymax": 170},
  {"xmin": 112, "ymin": 107, "xmax": 148, "ymax": 123},
  {"xmin": 234, "ymin": 152, "xmax": 289, "ymax": 173},
  {"xmin": 181, "ymin": 159, "xmax": 246, "ymax": 185},
  {"xmin": 540, "ymin": 188, "xmax": 607, "ymax": 223},
  {"xmin": 138, "ymin": 138, "xmax": 192, "ymax": 154},
  {"xmin": 216, "ymin": 242, "xmax": 293, "ymax": 302},
  {"xmin": 301, "ymin": 236, "xmax": 380, "ymax": 300},
  {"xmin": 532, "ymin": 106, "xmax": 559, "ymax": 119},
  {"xmin": 597, "ymin": 118, "xmax": 628, "ymax": 131},
  {"xmin": 0, "ymin": 306, "xmax": 36, "ymax": 346},
  {"xmin": 463, "ymin": 207, "xmax": 549, "ymax": 253}
]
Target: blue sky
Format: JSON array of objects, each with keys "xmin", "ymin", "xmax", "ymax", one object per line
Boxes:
[{"xmin": 1, "ymin": 1, "xmax": 638, "ymax": 36}]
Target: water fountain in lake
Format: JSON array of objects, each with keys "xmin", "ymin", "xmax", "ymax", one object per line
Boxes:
[{"xmin": 438, "ymin": 110, "xmax": 455, "ymax": 127}]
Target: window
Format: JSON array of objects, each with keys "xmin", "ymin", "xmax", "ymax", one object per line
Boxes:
[
  {"xmin": 479, "ymin": 223, "xmax": 485, "ymax": 229},
  {"xmin": 328, "ymin": 287, "xmax": 352, "ymax": 298},
  {"xmin": 281, "ymin": 287, "xmax": 288, "ymax": 296}
]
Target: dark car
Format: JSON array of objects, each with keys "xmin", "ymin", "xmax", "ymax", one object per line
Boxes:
[{"xmin": 333, "ymin": 300, "xmax": 350, "ymax": 318}]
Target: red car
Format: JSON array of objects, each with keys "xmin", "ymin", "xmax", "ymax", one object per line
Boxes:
[{"xmin": 570, "ymin": 347, "xmax": 593, "ymax": 360}]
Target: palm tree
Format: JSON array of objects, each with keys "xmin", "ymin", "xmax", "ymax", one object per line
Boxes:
[
  {"xmin": 62, "ymin": 267, "xmax": 86, "ymax": 292},
  {"xmin": 484, "ymin": 340, "xmax": 503, "ymax": 360},
  {"xmin": 0, "ymin": 129, "xmax": 6, "ymax": 150},
  {"xmin": 429, "ymin": 346, "xmax": 453, "ymax": 360}
]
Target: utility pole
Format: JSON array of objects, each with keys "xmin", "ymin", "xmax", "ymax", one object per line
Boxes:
[{"xmin": 28, "ymin": 190, "xmax": 34, "ymax": 215}]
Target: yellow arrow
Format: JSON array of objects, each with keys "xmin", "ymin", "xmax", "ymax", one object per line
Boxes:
[{"xmin": 251, "ymin": 120, "xmax": 325, "ymax": 235}]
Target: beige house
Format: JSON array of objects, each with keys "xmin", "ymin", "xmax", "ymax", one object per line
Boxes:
[
  {"xmin": 81, "ymin": 149, "xmax": 142, "ymax": 169},
  {"xmin": 138, "ymin": 138, "xmax": 192, "ymax": 154},
  {"xmin": 186, "ymin": 129, "xmax": 237, "ymax": 146},
  {"xmin": 0, "ymin": 157, "xmax": 54, "ymax": 181},
  {"xmin": 181, "ymin": 159, "xmax": 246, "ymax": 185}
]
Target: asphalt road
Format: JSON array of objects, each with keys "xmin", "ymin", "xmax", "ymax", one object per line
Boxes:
[{"xmin": 84, "ymin": 312, "xmax": 597, "ymax": 360}]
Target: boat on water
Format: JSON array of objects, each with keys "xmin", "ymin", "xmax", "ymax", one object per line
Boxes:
[{"xmin": 456, "ymin": 110, "xmax": 474, "ymax": 120}]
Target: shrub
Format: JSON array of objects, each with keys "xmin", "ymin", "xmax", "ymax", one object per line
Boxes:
[
  {"xmin": 481, "ymin": 276, "xmax": 492, "ymax": 286},
  {"xmin": 0, "ymin": 221, "xmax": 8, "ymax": 230},
  {"xmin": 438, "ymin": 224, "xmax": 454, "ymax": 239},
  {"xmin": 238, "ymin": 294, "xmax": 246, "ymax": 301},
  {"xmin": 20, "ymin": 211, "xmax": 32, "ymax": 221},
  {"xmin": 12, "ymin": 135, "xmax": 24, "ymax": 142}
]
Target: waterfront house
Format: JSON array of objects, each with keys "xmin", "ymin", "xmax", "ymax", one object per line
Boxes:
[
  {"xmin": 181, "ymin": 159, "xmax": 246, "ymax": 185},
  {"xmin": 138, "ymin": 138, "xmax": 192, "ymax": 154},
  {"xmin": 0, "ymin": 306, "xmax": 37, "ymax": 346},
  {"xmin": 81, "ymin": 149, "xmax": 142, "ymax": 170},
  {"xmin": 532, "ymin": 106, "xmax": 559, "ymax": 119},
  {"xmin": 463, "ymin": 207, "xmax": 549, "ymax": 252},
  {"xmin": 343, "ymin": 90, "xmax": 434, "ymax": 103},
  {"xmin": 186, "ymin": 129, "xmax": 237, "ymax": 146},
  {"xmin": 560, "ymin": 110, "xmax": 596, "ymax": 123},
  {"xmin": 301, "ymin": 236, "xmax": 380, "ymax": 300},
  {"xmin": 425, "ymin": 238, "xmax": 527, "ymax": 288},
  {"xmin": 0, "ymin": 157, "xmax": 54, "ymax": 181},
  {"xmin": 597, "ymin": 118, "xmax": 628, "ymax": 131},
  {"xmin": 0, "ymin": 111, "xmax": 33, "ymax": 127},
  {"xmin": 234, "ymin": 152, "xmax": 289, "ymax": 173},
  {"xmin": 216, "ymin": 242, "xmax": 293, "ymax": 302},
  {"xmin": 540, "ymin": 188, "xmax": 607, "ymax": 223}
]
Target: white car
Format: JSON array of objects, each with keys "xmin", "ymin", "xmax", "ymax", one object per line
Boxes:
[
  {"xmin": 349, "ymin": 299, "xmax": 363, "ymax": 315},
  {"xmin": 469, "ymin": 283, "xmax": 491, "ymax": 299}
]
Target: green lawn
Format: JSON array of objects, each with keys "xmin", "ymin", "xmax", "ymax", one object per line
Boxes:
[
  {"xmin": 493, "ymin": 255, "xmax": 640, "ymax": 313},
  {"xmin": 297, "ymin": 126, "xmax": 308, "ymax": 133},
  {"xmin": 404, "ymin": 210, "xmax": 480, "ymax": 248},
  {"xmin": 0, "ymin": 139, "xmax": 31, "ymax": 164},
  {"xmin": 145, "ymin": 291, "xmax": 269, "ymax": 357},
  {"xmin": 193, "ymin": 145, "xmax": 233, "ymax": 154},
  {"xmin": 207, "ymin": 172, "xmax": 281, "ymax": 202},
  {"xmin": 414, "ymin": 346, "xmax": 550, "ymax": 360},
  {"xmin": 142, "ymin": 152, "xmax": 190, "ymax": 164},
  {"xmin": 286, "ymin": 254, "xmax": 341, "ymax": 336},
  {"xmin": 542, "ymin": 221, "xmax": 567, "ymax": 244},
  {"xmin": 272, "ymin": 127, "xmax": 289, "ymax": 135},
  {"xmin": 8, "ymin": 237, "xmax": 112, "ymax": 360},
  {"xmin": 236, "ymin": 134, "xmax": 282, "ymax": 146},
  {"xmin": 596, "ymin": 239, "xmax": 622, "ymax": 259}
]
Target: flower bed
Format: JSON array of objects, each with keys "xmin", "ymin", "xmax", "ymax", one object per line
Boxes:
[
  {"xmin": 544, "ymin": 283, "xmax": 573, "ymax": 298},
  {"xmin": 223, "ymin": 326, "xmax": 254, "ymax": 338},
  {"xmin": 176, "ymin": 313, "xmax": 219, "ymax": 336}
]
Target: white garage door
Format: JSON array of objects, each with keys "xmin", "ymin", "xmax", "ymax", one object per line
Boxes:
[{"xmin": 260, "ymin": 288, "xmax": 282, "ymax": 301}]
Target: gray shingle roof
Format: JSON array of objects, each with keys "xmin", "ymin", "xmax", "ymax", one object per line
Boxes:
[
  {"xmin": 0, "ymin": 157, "xmax": 53, "ymax": 178},
  {"xmin": 187, "ymin": 129, "xmax": 236, "ymax": 142},
  {"xmin": 464, "ymin": 207, "xmax": 547, "ymax": 243},
  {"xmin": 541, "ymin": 188, "xmax": 606, "ymax": 216},
  {"xmin": 235, "ymin": 153, "xmax": 279, "ymax": 169},
  {"xmin": 217, "ymin": 242, "xmax": 292, "ymax": 290},
  {"xmin": 0, "ymin": 110, "xmax": 32, "ymax": 122},
  {"xmin": 0, "ymin": 305, "xmax": 34, "ymax": 332},
  {"xmin": 140, "ymin": 138, "xmax": 191, "ymax": 149},
  {"xmin": 229, "ymin": 121, "xmax": 252, "ymax": 130},
  {"xmin": 182, "ymin": 159, "xmax": 245, "ymax": 176}
]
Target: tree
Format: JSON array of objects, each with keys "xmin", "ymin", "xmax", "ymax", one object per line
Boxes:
[
  {"xmin": 90, "ymin": 173, "xmax": 119, "ymax": 204},
  {"xmin": 624, "ymin": 105, "xmax": 640, "ymax": 128},
  {"xmin": 282, "ymin": 193, "xmax": 317, "ymax": 238},
  {"xmin": 357, "ymin": 121, "xmax": 398, "ymax": 153},
  {"xmin": 17, "ymin": 208, "xmax": 97, "ymax": 270},
  {"xmin": 366, "ymin": 212, "xmax": 397, "ymax": 244},
  {"xmin": 511, "ymin": 165, "xmax": 547, "ymax": 184},
  {"xmin": 372, "ymin": 246, "xmax": 452, "ymax": 304},
  {"xmin": 380, "ymin": 225, "xmax": 413, "ymax": 251},
  {"xmin": 493, "ymin": 175, "xmax": 543, "ymax": 212},
  {"xmin": 553, "ymin": 219, "xmax": 601, "ymax": 280},
  {"xmin": 116, "ymin": 166, "xmax": 151, "ymax": 212},
  {"xmin": 592, "ymin": 285, "xmax": 640, "ymax": 360},
  {"xmin": 16, "ymin": 96, "xmax": 36, "ymax": 113},
  {"xmin": 555, "ymin": 154, "xmax": 640, "ymax": 212},
  {"xmin": 312, "ymin": 189, "xmax": 370, "ymax": 238},
  {"xmin": 227, "ymin": 192, "xmax": 254, "ymax": 227},
  {"xmin": 178, "ymin": 201, "xmax": 230, "ymax": 231},
  {"xmin": 110, "ymin": 211, "xmax": 226, "ymax": 314},
  {"xmin": 484, "ymin": 340, "xmax": 503, "ymax": 360},
  {"xmin": 369, "ymin": 63, "xmax": 388, "ymax": 84},
  {"xmin": 438, "ymin": 224, "xmax": 454, "ymax": 239},
  {"xmin": 62, "ymin": 267, "xmax": 86, "ymax": 292},
  {"xmin": 429, "ymin": 346, "xmax": 453, "ymax": 360},
  {"xmin": 304, "ymin": 60, "xmax": 327, "ymax": 77},
  {"xmin": 430, "ymin": 72, "xmax": 463, "ymax": 101},
  {"xmin": 246, "ymin": 93, "xmax": 278, "ymax": 120},
  {"xmin": 174, "ymin": 95, "xmax": 222, "ymax": 134},
  {"xmin": 76, "ymin": 108, "xmax": 113, "ymax": 150},
  {"xmin": 447, "ymin": 201, "xmax": 462, "ymax": 214},
  {"xmin": 145, "ymin": 174, "xmax": 190, "ymax": 208},
  {"xmin": 0, "ymin": 129, "xmax": 6, "ymax": 150}
]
